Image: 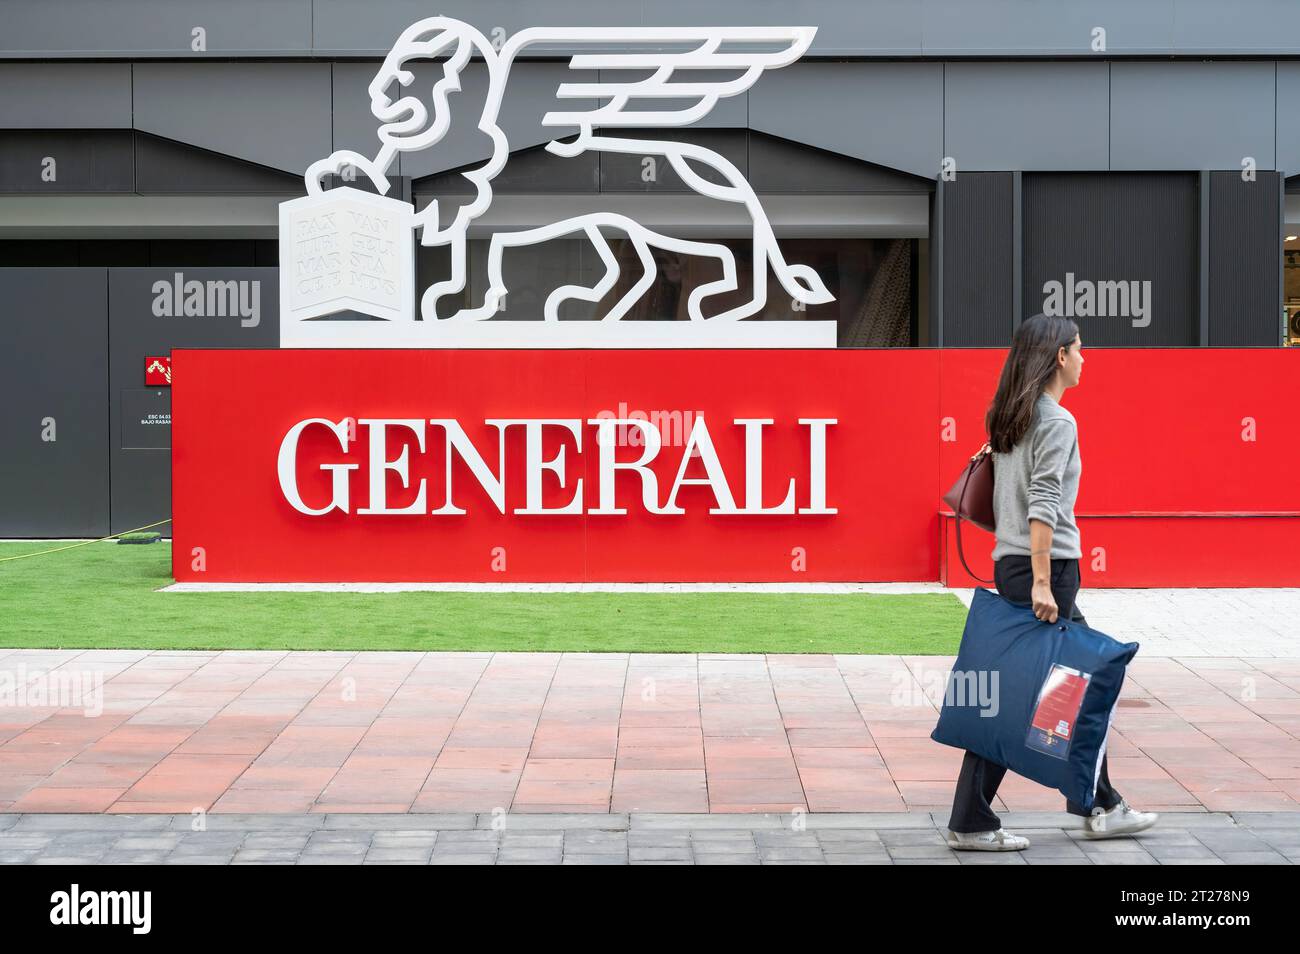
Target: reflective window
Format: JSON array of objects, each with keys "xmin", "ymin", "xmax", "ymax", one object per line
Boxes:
[{"xmin": 418, "ymin": 236, "xmax": 921, "ymax": 346}]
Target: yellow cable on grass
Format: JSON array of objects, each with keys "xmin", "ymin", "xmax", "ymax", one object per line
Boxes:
[{"xmin": 0, "ymin": 520, "xmax": 172, "ymax": 563}]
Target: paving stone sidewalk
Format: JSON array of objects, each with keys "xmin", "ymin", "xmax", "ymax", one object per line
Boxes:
[
  {"xmin": 0, "ymin": 811, "xmax": 1295, "ymax": 865},
  {"xmin": 1, "ymin": 589, "xmax": 1297, "ymax": 820},
  {"xmin": 950, "ymin": 587, "xmax": 1300, "ymax": 658}
]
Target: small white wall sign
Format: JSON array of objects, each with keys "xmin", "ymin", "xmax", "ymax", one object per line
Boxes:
[{"xmin": 280, "ymin": 17, "xmax": 837, "ymax": 348}]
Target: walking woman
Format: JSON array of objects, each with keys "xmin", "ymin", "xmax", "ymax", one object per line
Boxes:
[{"xmin": 945, "ymin": 314, "xmax": 1159, "ymax": 851}]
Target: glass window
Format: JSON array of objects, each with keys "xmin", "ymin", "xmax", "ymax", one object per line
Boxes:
[{"xmin": 418, "ymin": 236, "xmax": 921, "ymax": 346}]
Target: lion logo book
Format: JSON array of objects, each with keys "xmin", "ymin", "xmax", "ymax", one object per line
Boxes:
[{"xmin": 279, "ymin": 17, "xmax": 837, "ymax": 348}]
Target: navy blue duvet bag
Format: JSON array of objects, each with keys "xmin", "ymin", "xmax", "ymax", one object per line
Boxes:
[{"xmin": 930, "ymin": 587, "xmax": 1139, "ymax": 811}]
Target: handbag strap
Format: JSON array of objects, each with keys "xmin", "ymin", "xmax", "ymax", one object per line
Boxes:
[{"xmin": 954, "ymin": 450, "xmax": 994, "ymax": 586}]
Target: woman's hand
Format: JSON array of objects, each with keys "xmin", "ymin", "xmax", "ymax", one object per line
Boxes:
[
  {"xmin": 1031, "ymin": 579, "xmax": 1059, "ymax": 623},
  {"xmin": 1028, "ymin": 520, "xmax": 1057, "ymax": 622}
]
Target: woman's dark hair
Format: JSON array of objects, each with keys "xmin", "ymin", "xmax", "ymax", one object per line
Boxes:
[{"xmin": 985, "ymin": 313, "xmax": 1080, "ymax": 453}]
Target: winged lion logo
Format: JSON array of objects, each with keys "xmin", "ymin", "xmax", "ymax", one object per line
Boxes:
[{"xmin": 284, "ymin": 17, "xmax": 835, "ymax": 344}]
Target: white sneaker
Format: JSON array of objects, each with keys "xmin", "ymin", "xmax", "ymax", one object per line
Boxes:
[
  {"xmin": 945, "ymin": 828, "xmax": 1030, "ymax": 851},
  {"xmin": 1083, "ymin": 799, "xmax": 1159, "ymax": 839}
]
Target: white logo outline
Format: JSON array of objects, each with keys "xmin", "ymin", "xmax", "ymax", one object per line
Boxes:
[{"xmin": 281, "ymin": 18, "xmax": 837, "ymax": 347}]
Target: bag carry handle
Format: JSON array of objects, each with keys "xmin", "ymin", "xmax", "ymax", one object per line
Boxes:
[{"xmin": 954, "ymin": 445, "xmax": 994, "ymax": 586}]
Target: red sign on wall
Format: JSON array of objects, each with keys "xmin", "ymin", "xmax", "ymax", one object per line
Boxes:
[
  {"xmin": 171, "ymin": 348, "xmax": 1300, "ymax": 585},
  {"xmin": 145, "ymin": 355, "xmax": 172, "ymax": 386},
  {"xmin": 172, "ymin": 349, "xmax": 937, "ymax": 583}
]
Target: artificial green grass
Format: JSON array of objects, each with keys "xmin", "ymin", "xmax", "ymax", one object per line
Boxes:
[
  {"xmin": 0, "ymin": 542, "xmax": 966, "ymax": 654},
  {"xmin": 116, "ymin": 531, "xmax": 162, "ymax": 544}
]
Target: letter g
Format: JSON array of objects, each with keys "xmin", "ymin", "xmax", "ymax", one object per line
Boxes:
[{"xmin": 278, "ymin": 418, "xmax": 358, "ymax": 515}]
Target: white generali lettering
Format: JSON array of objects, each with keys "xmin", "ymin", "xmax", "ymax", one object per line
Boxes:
[
  {"xmin": 277, "ymin": 419, "xmax": 358, "ymax": 515},
  {"xmin": 277, "ymin": 416, "xmax": 836, "ymax": 516}
]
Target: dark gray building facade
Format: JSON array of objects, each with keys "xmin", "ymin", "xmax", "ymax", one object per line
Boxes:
[{"xmin": 3, "ymin": 0, "xmax": 1300, "ymax": 536}]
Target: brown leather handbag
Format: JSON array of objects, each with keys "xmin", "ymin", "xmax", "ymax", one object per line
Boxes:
[{"xmin": 942, "ymin": 442, "xmax": 995, "ymax": 584}]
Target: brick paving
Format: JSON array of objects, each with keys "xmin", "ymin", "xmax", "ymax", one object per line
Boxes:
[
  {"xmin": 0, "ymin": 647, "xmax": 1297, "ymax": 815},
  {"xmin": 0, "ymin": 586, "xmax": 1297, "ymax": 865},
  {"xmin": 0, "ymin": 811, "xmax": 1294, "ymax": 864}
]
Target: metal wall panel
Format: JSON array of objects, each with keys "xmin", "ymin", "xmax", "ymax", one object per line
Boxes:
[
  {"xmin": 8, "ymin": 1, "xmax": 1300, "ymax": 58},
  {"xmin": 0, "ymin": 130, "xmax": 134, "ymax": 193},
  {"xmin": 0, "ymin": 130, "xmax": 307, "ymax": 195},
  {"xmin": 313, "ymin": 0, "xmax": 636, "ymax": 54},
  {"xmin": 134, "ymin": 133, "xmax": 304, "ymax": 195},
  {"xmin": 1022, "ymin": 172, "xmax": 1199, "ymax": 346},
  {"xmin": 1172, "ymin": 0, "xmax": 1300, "ymax": 53},
  {"xmin": 107, "ymin": 268, "xmax": 279, "ymax": 533},
  {"xmin": 749, "ymin": 62, "xmax": 944, "ymax": 179},
  {"xmin": 314, "ymin": 0, "xmax": 911, "ymax": 56},
  {"xmin": 600, "ymin": 129, "xmax": 746, "ymax": 193},
  {"xmin": 415, "ymin": 146, "xmax": 598, "ymax": 196},
  {"xmin": 0, "ymin": 268, "xmax": 110, "ymax": 536},
  {"xmin": 331, "ymin": 63, "xmax": 386, "ymax": 171},
  {"xmin": 748, "ymin": 133, "xmax": 934, "ymax": 194},
  {"xmin": 0, "ymin": 56, "xmax": 1291, "ymax": 187},
  {"xmin": 412, "ymin": 130, "xmax": 934, "ymax": 199},
  {"xmin": 133, "ymin": 63, "xmax": 332, "ymax": 174},
  {"xmin": 940, "ymin": 172, "xmax": 1014, "ymax": 346},
  {"xmin": 0, "ymin": 64, "xmax": 132, "ymax": 128},
  {"xmin": 1276, "ymin": 63, "xmax": 1300, "ymax": 176},
  {"xmin": 1, "ymin": 0, "xmax": 312, "ymax": 56},
  {"xmin": 600, "ymin": 68, "xmax": 747, "ymax": 129},
  {"xmin": 653, "ymin": 0, "xmax": 923, "ymax": 54},
  {"xmin": 1209, "ymin": 171, "xmax": 1282, "ymax": 345},
  {"xmin": 943, "ymin": 62, "xmax": 1109, "ymax": 171},
  {"xmin": 1111, "ymin": 62, "xmax": 1276, "ymax": 171},
  {"xmin": 920, "ymin": 0, "xmax": 1171, "ymax": 55}
]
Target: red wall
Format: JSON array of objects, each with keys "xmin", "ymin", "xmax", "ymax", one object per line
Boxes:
[
  {"xmin": 172, "ymin": 348, "xmax": 1300, "ymax": 585},
  {"xmin": 936, "ymin": 349, "xmax": 1300, "ymax": 587}
]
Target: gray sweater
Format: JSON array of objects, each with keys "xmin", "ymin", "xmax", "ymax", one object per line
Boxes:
[{"xmin": 990, "ymin": 392, "xmax": 1082, "ymax": 561}]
